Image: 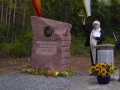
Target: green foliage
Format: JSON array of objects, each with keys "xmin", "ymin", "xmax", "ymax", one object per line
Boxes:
[
  {"xmin": 102, "ymin": 36, "xmax": 120, "ymax": 55},
  {"xmin": 0, "ymin": 0, "xmax": 120, "ymax": 57},
  {"xmin": 0, "ymin": 42, "xmax": 9, "ymax": 56},
  {"xmin": 70, "ymin": 35, "xmax": 89, "ymax": 56},
  {"xmin": 21, "ymin": 65, "xmax": 76, "ymax": 77},
  {"xmin": 19, "ymin": 29, "xmax": 32, "ymax": 56},
  {"xmin": 0, "ymin": 0, "xmax": 8, "ymax": 3},
  {"xmin": 8, "ymin": 40, "xmax": 27, "ymax": 57},
  {"xmin": 0, "ymin": 29, "xmax": 32, "ymax": 58},
  {"xmin": 66, "ymin": 67, "xmax": 76, "ymax": 76},
  {"xmin": 9, "ymin": 30, "xmax": 32, "ymax": 58},
  {"xmin": 0, "ymin": 22, "xmax": 7, "ymax": 43},
  {"xmin": 102, "ymin": 37, "xmax": 116, "ymax": 44},
  {"xmin": 0, "ymin": 22, "xmax": 7, "ymax": 36}
]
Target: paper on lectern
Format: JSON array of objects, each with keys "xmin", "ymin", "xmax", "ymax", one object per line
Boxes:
[
  {"xmin": 90, "ymin": 32, "xmax": 101, "ymax": 46},
  {"xmin": 93, "ymin": 32, "xmax": 101, "ymax": 37}
]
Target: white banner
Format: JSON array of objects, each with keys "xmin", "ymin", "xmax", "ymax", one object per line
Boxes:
[{"xmin": 83, "ymin": 0, "xmax": 91, "ymax": 17}]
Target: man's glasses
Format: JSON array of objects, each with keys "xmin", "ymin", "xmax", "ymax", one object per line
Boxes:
[{"xmin": 94, "ymin": 24, "xmax": 98, "ymax": 25}]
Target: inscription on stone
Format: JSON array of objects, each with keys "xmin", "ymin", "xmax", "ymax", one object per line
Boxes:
[
  {"xmin": 36, "ymin": 41, "xmax": 57, "ymax": 55},
  {"xmin": 97, "ymin": 50, "xmax": 114, "ymax": 64}
]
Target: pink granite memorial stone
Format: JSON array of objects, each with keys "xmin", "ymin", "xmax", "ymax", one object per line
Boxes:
[{"xmin": 30, "ymin": 16, "xmax": 72, "ymax": 71}]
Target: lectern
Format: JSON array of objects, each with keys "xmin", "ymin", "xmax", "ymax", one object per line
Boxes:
[
  {"xmin": 93, "ymin": 44, "xmax": 115, "ymax": 64},
  {"xmin": 93, "ymin": 44, "xmax": 116, "ymax": 81}
]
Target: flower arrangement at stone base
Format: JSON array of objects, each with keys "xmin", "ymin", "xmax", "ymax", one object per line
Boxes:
[
  {"xmin": 20, "ymin": 66, "xmax": 76, "ymax": 77},
  {"xmin": 90, "ymin": 61, "xmax": 116, "ymax": 84}
]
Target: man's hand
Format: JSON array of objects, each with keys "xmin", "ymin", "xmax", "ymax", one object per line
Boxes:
[
  {"xmin": 82, "ymin": 19, "xmax": 85, "ymax": 25},
  {"xmin": 92, "ymin": 35, "xmax": 96, "ymax": 39}
]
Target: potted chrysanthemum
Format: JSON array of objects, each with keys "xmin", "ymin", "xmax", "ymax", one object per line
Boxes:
[{"xmin": 90, "ymin": 61, "xmax": 116, "ymax": 84}]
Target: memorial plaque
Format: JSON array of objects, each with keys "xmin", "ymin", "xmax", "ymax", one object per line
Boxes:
[
  {"xmin": 31, "ymin": 16, "xmax": 72, "ymax": 71},
  {"xmin": 36, "ymin": 41, "xmax": 57, "ymax": 55},
  {"xmin": 97, "ymin": 50, "xmax": 114, "ymax": 64}
]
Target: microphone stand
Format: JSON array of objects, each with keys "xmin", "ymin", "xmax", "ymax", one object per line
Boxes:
[
  {"xmin": 118, "ymin": 69, "xmax": 120, "ymax": 82},
  {"xmin": 111, "ymin": 28, "xmax": 117, "ymax": 41},
  {"xmin": 113, "ymin": 31, "xmax": 117, "ymax": 41},
  {"xmin": 111, "ymin": 28, "xmax": 120, "ymax": 82},
  {"xmin": 109, "ymin": 29, "xmax": 116, "ymax": 81}
]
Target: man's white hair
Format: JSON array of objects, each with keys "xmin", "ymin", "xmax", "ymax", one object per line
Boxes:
[{"xmin": 93, "ymin": 20, "xmax": 100, "ymax": 26}]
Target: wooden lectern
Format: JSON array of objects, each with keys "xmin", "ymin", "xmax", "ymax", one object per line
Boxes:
[{"xmin": 93, "ymin": 44, "xmax": 115, "ymax": 64}]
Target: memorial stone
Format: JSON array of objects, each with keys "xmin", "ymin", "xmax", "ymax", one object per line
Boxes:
[{"xmin": 30, "ymin": 16, "xmax": 72, "ymax": 71}]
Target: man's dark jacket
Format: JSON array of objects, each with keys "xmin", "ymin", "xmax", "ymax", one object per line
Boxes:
[
  {"xmin": 82, "ymin": 25, "xmax": 105, "ymax": 46},
  {"xmin": 115, "ymin": 37, "xmax": 120, "ymax": 50}
]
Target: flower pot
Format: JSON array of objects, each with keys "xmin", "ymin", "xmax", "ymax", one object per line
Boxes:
[{"xmin": 97, "ymin": 75, "xmax": 110, "ymax": 84}]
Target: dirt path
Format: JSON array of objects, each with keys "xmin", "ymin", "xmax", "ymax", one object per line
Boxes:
[
  {"xmin": 0, "ymin": 56, "xmax": 120, "ymax": 75},
  {"xmin": 0, "ymin": 57, "xmax": 31, "ymax": 75}
]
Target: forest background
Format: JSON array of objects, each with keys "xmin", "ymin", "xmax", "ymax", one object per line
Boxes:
[{"xmin": 0, "ymin": 0, "xmax": 120, "ymax": 58}]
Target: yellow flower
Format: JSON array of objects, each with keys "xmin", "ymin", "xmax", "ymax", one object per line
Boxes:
[
  {"xmin": 65, "ymin": 72, "xmax": 69, "ymax": 75},
  {"xmin": 34, "ymin": 71, "xmax": 39, "ymax": 75},
  {"xmin": 90, "ymin": 66, "xmax": 95, "ymax": 73},
  {"xmin": 22, "ymin": 69, "xmax": 26, "ymax": 72},
  {"xmin": 98, "ymin": 72, "xmax": 102, "ymax": 76},
  {"xmin": 101, "ymin": 69, "xmax": 107, "ymax": 76},
  {"xmin": 95, "ymin": 69, "xmax": 99, "ymax": 72},
  {"xmin": 90, "ymin": 70, "xmax": 93, "ymax": 73},
  {"xmin": 27, "ymin": 69, "xmax": 30, "ymax": 71},
  {"xmin": 95, "ymin": 66, "xmax": 99, "ymax": 69},
  {"xmin": 90, "ymin": 62, "xmax": 115, "ymax": 77},
  {"xmin": 100, "ymin": 63, "xmax": 106, "ymax": 68},
  {"xmin": 110, "ymin": 62, "xmax": 113, "ymax": 66},
  {"xmin": 91, "ymin": 66, "xmax": 95, "ymax": 70},
  {"xmin": 54, "ymin": 72, "xmax": 59, "ymax": 76},
  {"xmin": 27, "ymin": 68, "xmax": 34, "ymax": 72},
  {"xmin": 96, "ymin": 63, "xmax": 101, "ymax": 67},
  {"xmin": 106, "ymin": 72, "xmax": 110, "ymax": 76},
  {"xmin": 104, "ymin": 61, "xmax": 107, "ymax": 64},
  {"xmin": 101, "ymin": 74, "xmax": 106, "ymax": 77},
  {"xmin": 109, "ymin": 67, "xmax": 114, "ymax": 72}
]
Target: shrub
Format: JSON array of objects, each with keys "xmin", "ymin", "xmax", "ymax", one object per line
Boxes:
[
  {"xmin": 70, "ymin": 35, "xmax": 89, "ymax": 56},
  {"xmin": 0, "ymin": 29, "xmax": 32, "ymax": 58}
]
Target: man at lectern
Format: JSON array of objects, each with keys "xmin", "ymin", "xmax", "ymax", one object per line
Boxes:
[{"xmin": 82, "ymin": 19, "xmax": 105, "ymax": 66}]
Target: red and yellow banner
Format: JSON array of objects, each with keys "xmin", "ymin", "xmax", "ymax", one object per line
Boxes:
[{"xmin": 32, "ymin": 0, "xmax": 42, "ymax": 17}]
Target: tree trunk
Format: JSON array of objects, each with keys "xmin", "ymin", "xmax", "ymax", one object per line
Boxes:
[
  {"xmin": 11, "ymin": 0, "xmax": 17, "ymax": 42},
  {"xmin": 63, "ymin": 0, "xmax": 69, "ymax": 22},
  {"xmin": 22, "ymin": 5, "xmax": 26, "ymax": 32},
  {"xmin": 6, "ymin": 6, "xmax": 9, "ymax": 23},
  {"xmin": 6, "ymin": 0, "xmax": 12, "ymax": 38},
  {"xmin": 13, "ymin": 0, "xmax": 17, "ymax": 28},
  {"xmin": 1, "ymin": 2, "xmax": 4, "ymax": 23}
]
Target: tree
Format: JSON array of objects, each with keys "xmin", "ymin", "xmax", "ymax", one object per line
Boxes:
[{"xmin": 0, "ymin": 2, "xmax": 3, "ymax": 22}]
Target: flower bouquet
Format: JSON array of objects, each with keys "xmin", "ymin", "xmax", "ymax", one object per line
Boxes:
[
  {"xmin": 90, "ymin": 62, "xmax": 116, "ymax": 84},
  {"xmin": 90, "ymin": 62, "xmax": 115, "ymax": 77},
  {"xmin": 21, "ymin": 66, "xmax": 76, "ymax": 77}
]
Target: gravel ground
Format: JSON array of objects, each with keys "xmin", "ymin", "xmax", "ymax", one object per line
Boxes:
[
  {"xmin": 63, "ymin": 69, "xmax": 120, "ymax": 90},
  {"xmin": 0, "ymin": 71, "xmax": 83, "ymax": 90},
  {"xmin": 1, "ymin": 70, "xmax": 120, "ymax": 90}
]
